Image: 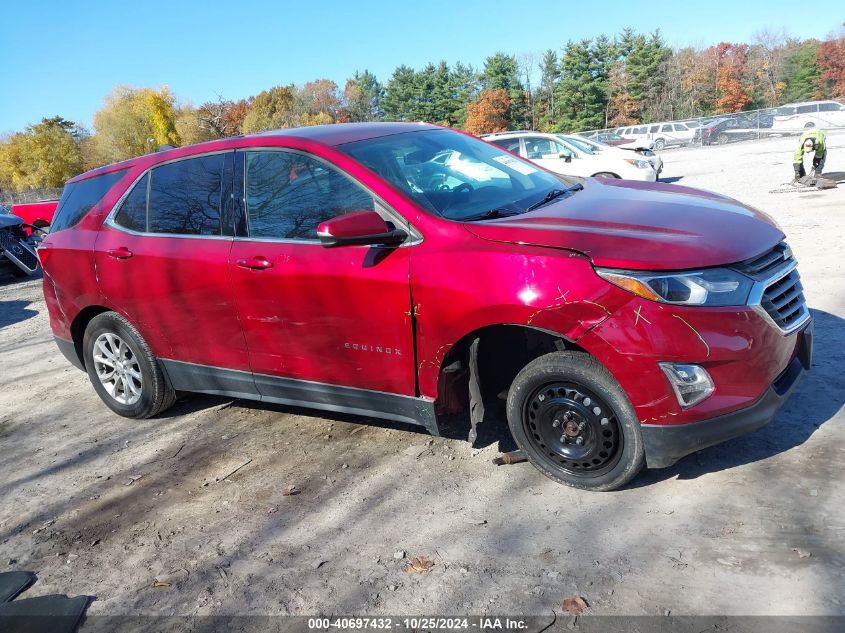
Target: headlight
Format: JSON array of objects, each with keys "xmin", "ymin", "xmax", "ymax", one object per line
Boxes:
[
  {"xmin": 596, "ymin": 267, "xmax": 754, "ymax": 306},
  {"xmin": 624, "ymin": 159, "xmax": 651, "ymax": 169}
]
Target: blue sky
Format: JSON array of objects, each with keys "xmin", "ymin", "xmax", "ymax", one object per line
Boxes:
[{"xmin": 1, "ymin": 0, "xmax": 841, "ymax": 133}]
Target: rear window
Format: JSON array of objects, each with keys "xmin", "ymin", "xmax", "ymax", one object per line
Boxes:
[{"xmin": 51, "ymin": 170, "xmax": 128, "ymax": 232}]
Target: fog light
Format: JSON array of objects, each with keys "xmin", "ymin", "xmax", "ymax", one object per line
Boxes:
[{"xmin": 659, "ymin": 363, "xmax": 714, "ymax": 408}]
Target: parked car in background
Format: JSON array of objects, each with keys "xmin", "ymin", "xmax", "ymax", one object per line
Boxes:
[
  {"xmin": 10, "ymin": 200, "xmax": 58, "ymax": 235},
  {"xmin": 41, "ymin": 122, "xmax": 812, "ymax": 491},
  {"xmin": 564, "ymin": 135, "xmax": 663, "ymax": 178},
  {"xmin": 772, "ymin": 100, "xmax": 845, "ymax": 130},
  {"xmin": 694, "ymin": 116, "xmax": 761, "ymax": 145},
  {"xmin": 0, "ymin": 204, "xmax": 43, "ymax": 276},
  {"xmin": 581, "ymin": 132, "xmax": 637, "ymax": 147},
  {"xmin": 483, "ymin": 131, "xmax": 657, "ymax": 181}
]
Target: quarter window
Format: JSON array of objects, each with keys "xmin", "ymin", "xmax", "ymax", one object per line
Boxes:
[
  {"xmin": 245, "ymin": 151, "xmax": 376, "ymax": 240},
  {"xmin": 113, "ymin": 173, "xmax": 148, "ymax": 232},
  {"xmin": 819, "ymin": 102, "xmax": 843, "ymax": 112},
  {"xmin": 148, "ymin": 154, "xmax": 224, "ymax": 235}
]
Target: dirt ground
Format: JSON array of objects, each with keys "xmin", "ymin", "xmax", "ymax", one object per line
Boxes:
[{"xmin": 1, "ymin": 133, "xmax": 843, "ymax": 618}]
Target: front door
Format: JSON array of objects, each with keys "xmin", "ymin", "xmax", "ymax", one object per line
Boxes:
[{"xmin": 228, "ymin": 149, "xmax": 416, "ymax": 396}]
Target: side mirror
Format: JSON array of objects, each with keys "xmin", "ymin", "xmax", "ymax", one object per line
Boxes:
[
  {"xmin": 317, "ymin": 211, "xmax": 407, "ymax": 248},
  {"xmin": 559, "ymin": 151, "xmax": 573, "ymax": 163}
]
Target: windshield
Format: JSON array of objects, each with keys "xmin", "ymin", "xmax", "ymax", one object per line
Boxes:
[
  {"xmin": 340, "ymin": 129, "xmax": 578, "ymax": 221},
  {"xmin": 563, "ymin": 135, "xmax": 607, "ymax": 151},
  {"xmin": 556, "ymin": 135, "xmax": 596, "ymax": 153}
]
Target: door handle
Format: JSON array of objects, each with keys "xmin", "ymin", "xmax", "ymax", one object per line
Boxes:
[
  {"xmin": 106, "ymin": 247, "xmax": 133, "ymax": 259},
  {"xmin": 236, "ymin": 256, "xmax": 274, "ymax": 270}
]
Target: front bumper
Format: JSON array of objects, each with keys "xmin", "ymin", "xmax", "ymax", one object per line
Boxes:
[{"xmin": 641, "ymin": 321, "xmax": 812, "ymax": 468}]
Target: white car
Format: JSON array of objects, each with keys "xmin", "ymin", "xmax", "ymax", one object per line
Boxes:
[
  {"xmin": 772, "ymin": 100, "xmax": 845, "ymax": 131},
  {"xmin": 615, "ymin": 122, "xmax": 696, "ymax": 150},
  {"xmin": 482, "ymin": 132, "xmax": 657, "ymax": 181},
  {"xmin": 566, "ymin": 134, "xmax": 663, "ymax": 178}
]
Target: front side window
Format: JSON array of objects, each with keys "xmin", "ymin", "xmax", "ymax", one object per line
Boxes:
[
  {"xmin": 662, "ymin": 125, "xmax": 673, "ymax": 132},
  {"xmin": 650, "ymin": 125, "xmax": 660, "ymax": 133},
  {"xmin": 148, "ymin": 154, "xmax": 224, "ymax": 235},
  {"xmin": 340, "ymin": 128, "xmax": 576, "ymax": 221},
  {"xmin": 673, "ymin": 124, "xmax": 688, "ymax": 131},
  {"xmin": 245, "ymin": 151, "xmax": 376, "ymax": 240}
]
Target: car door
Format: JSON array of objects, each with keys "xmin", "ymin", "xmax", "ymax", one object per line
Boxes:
[
  {"xmin": 95, "ymin": 151, "xmax": 254, "ymax": 385},
  {"xmin": 523, "ymin": 136, "xmax": 586, "ymax": 176},
  {"xmin": 228, "ymin": 148, "xmax": 416, "ymax": 397}
]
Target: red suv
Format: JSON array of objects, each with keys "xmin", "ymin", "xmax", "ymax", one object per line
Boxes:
[{"xmin": 41, "ymin": 123, "xmax": 813, "ymax": 491}]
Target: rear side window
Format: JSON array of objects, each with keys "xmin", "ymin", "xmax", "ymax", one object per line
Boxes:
[
  {"xmin": 51, "ymin": 170, "xmax": 128, "ymax": 232},
  {"xmin": 245, "ymin": 150, "xmax": 375, "ymax": 240},
  {"xmin": 797, "ymin": 104, "xmax": 817, "ymax": 114},
  {"xmin": 490, "ymin": 138, "xmax": 521, "ymax": 153},
  {"xmin": 113, "ymin": 173, "xmax": 149, "ymax": 232},
  {"xmin": 819, "ymin": 102, "xmax": 843, "ymax": 112},
  {"xmin": 148, "ymin": 154, "xmax": 224, "ymax": 235}
]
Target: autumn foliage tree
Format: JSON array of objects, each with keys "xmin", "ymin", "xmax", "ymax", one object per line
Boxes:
[
  {"xmin": 713, "ymin": 43, "xmax": 753, "ymax": 113},
  {"xmin": 464, "ymin": 89, "xmax": 511, "ymax": 135},
  {"xmin": 817, "ymin": 24, "xmax": 845, "ymax": 98}
]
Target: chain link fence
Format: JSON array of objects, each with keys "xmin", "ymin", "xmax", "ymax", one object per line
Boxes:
[{"xmin": 580, "ymin": 101, "xmax": 845, "ymax": 150}]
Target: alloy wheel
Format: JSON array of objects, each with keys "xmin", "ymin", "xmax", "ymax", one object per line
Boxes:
[{"xmin": 92, "ymin": 332, "xmax": 143, "ymax": 405}]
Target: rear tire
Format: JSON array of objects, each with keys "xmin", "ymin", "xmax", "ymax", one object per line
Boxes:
[
  {"xmin": 83, "ymin": 312, "xmax": 176, "ymax": 419},
  {"xmin": 506, "ymin": 351, "xmax": 645, "ymax": 491},
  {"xmin": 717, "ymin": 133, "xmax": 729, "ymax": 144}
]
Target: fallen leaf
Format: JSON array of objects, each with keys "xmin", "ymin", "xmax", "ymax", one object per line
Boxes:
[
  {"xmin": 561, "ymin": 596, "xmax": 589, "ymax": 616},
  {"xmin": 791, "ymin": 547, "xmax": 811, "ymax": 558},
  {"xmin": 404, "ymin": 555, "xmax": 434, "ymax": 573},
  {"xmin": 152, "ymin": 580, "xmax": 171, "ymax": 588}
]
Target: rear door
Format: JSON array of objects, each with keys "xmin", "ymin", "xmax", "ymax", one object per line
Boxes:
[
  {"xmin": 95, "ymin": 152, "xmax": 253, "ymax": 386},
  {"xmin": 228, "ymin": 148, "xmax": 416, "ymax": 396}
]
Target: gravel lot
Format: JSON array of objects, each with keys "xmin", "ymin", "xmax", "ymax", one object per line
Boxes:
[{"xmin": 1, "ymin": 133, "xmax": 843, "ymax": 618}]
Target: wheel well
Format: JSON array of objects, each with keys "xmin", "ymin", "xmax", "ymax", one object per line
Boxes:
[
  {"xmin": 434, "ymin": 324, "xmax": 587, "ymax": 439},
  {"xmin": 591, "ymin": 172, "xmax": 620, "ymax": 179},
  {"xmin": 70, "ymin": 305, "xmax": 112, "ymax": 368}
]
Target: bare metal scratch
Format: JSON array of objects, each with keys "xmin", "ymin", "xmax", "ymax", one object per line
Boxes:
[
  {"xmin": 634, "ymin": 305, "xmax": 651, "ymax": 327},
  {"xmin": 672, "ymin": 314, "xmax": 711, "ymax": 357}
]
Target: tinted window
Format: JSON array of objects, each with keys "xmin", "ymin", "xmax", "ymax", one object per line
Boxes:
[
  {"xmin": 650, "ymin": 125, "xmax": 660, "ymax": 133},
  {"xmin": 819, "ymin": 102, "xmax": 843, "ymax": 112},
  {"xmin": 51, "ymin": 170, "xmax": 128, "ymax": 232},
  {"xmin": 797, "ymin": 104, "xmax": 817, "ymax": 114},
  {"xmin": 673, "ymin": 124, "xmax": 688, "ymax": 131},
  {"xmin": 113, "ymin": 173, "xmax": 148, "ymax": 232},
  {"xmin": 246, "ymin": 151, "xmax": 375, "ymax": 240},
  {"xmin": 148, "ymin": 154, "xmax": 223, "ymax": 235}
]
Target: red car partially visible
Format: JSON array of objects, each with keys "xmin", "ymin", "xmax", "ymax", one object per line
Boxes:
[{"xmin": 11, "ymin": 200, "xmax": 58, "ymax": 234}]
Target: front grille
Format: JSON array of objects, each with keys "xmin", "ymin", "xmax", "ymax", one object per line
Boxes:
[
  {"xmin": 735, "ymin": 242, "xmax": 809, "ymax": 332},
  {"xmin": 735, "ymin": 242, "xmax": 792, "ymax": 278},
  {"xmin": 0, "ymin": 230, "xmax": 39, "ymax": 271},
  {"xmin": 761, "ymin": 269, "xmax": 808, "ymax": 331}
]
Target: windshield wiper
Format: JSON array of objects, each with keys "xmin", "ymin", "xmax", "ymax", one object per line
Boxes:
[
  {"xmin": 460, "ymin": 208, "xmax": 520, "ymax": 222},
  {"xmin": 526, "ymin": 184, "xmax": 583, "ymax": 212}
]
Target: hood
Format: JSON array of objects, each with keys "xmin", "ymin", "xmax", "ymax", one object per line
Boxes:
[
  {"xmin": 0, "ymin": 213, "xmax": 24, "ymax": 229},
  {"xmin": 463, "ymin": 178, "xmax": 784, "ymax": 270}
]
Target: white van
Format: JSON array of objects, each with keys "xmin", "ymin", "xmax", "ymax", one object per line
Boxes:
[
  {"xmin": 615, "ymin": 122, "xmax": 695, "ymax": 150},
  {"xmin": 772, "ymin": 100, "xmax": 845, "ymax": 130}
]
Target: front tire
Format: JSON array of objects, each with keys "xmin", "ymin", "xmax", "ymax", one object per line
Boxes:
[
  {"xmin": 653, "ymin": 138, "xmax": 665, "ymax": 151},
  {"xmin": 83, "ymin": 312, "xmax": 176, "ymax": 419},
  {"xmin": 592, "ymin": 172, "xmax": 620, "ymax": 179},
  {"xmin": 506, "ymin": 351, "xmax": 645, "ymax": 491}
]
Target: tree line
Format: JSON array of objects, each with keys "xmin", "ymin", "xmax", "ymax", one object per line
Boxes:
[{"xmin": 1, "ymin": 24, "xmax": 844, "ymax": 194}]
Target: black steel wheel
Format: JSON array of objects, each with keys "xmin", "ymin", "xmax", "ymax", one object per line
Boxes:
[
  {"xmin": 523, "ymin": 382, "xmax": 622, "ymax": 477},
  {"xmin": 507, "ymin": 351, "xmax": 645, "ymax": 491}
]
